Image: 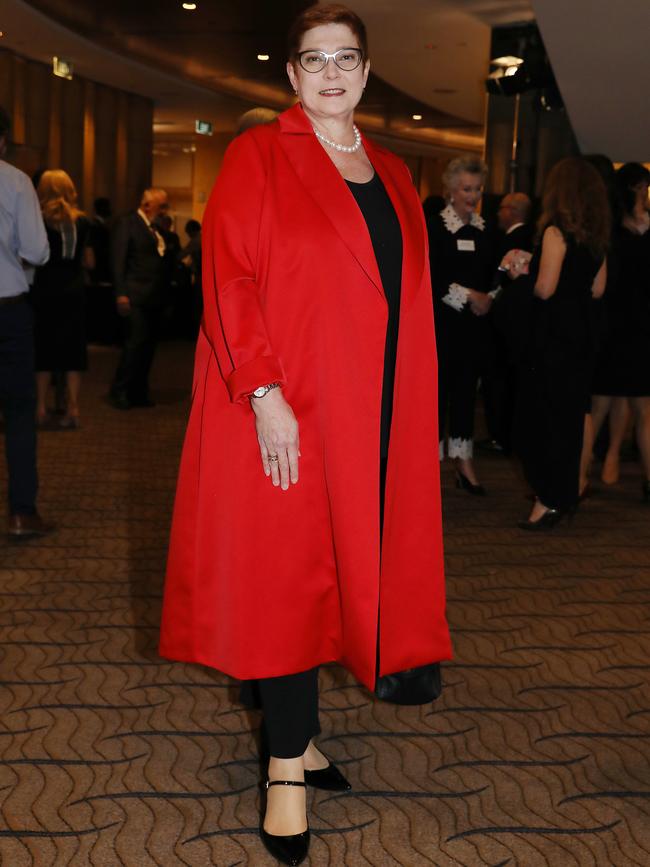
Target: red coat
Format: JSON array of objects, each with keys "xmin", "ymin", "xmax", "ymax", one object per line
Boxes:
[{"xmin": 159, "ymin": 104, "xmax": 452, "ymax": 690}]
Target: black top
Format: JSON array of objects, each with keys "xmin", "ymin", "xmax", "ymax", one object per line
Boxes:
[
  {"xmin": 427, "ymin": 208, "xmax": 497, "ymax": 304},
  {"xmin": 592, "ymin": 222, "xmax": 650, "ymax": 396},
  {"xmin": 33, "ymin": 217, "xmax": 91, "ymax": 295},
  {"xmin": 32, "ymin": 217, "xmax": 91, "ymax": 372},
  {"xmin": 346, "ymin": 173, "xmax": 403, "ymax": 458},
  {"xmin": 605, "ymin": 224, "xmax": 650, "ymax": 339},
  {"xmin": 528, "ymin": 232, "xmax": 603, "ymax": 373}
]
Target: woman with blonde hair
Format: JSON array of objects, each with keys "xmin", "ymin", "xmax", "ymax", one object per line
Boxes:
[
  {"xmin": 33, "ymin": 170, "xmax": 93, "ymax": 428},
  {"xmin": 511, "ymin": 157, "xmax": 609, "ymax": 528}
]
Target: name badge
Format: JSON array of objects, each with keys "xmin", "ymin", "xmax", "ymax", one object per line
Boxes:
[{"xmin": 457, "ymin": 239, "xmax": 476, "ymax": 252}]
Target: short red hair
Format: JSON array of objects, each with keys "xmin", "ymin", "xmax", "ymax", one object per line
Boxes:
[{"xmin": 287, "ymin": 3, "xmax": 368, "ymax": 61}]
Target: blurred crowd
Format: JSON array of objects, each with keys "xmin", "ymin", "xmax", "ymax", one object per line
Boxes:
[
  {"xmin": 426, "ymin": 154, "xmax": 650, "ymax": 527},
  {"xmin": 1, "ymin": 94, "xmax": 649, "ymax": 536},
  {"xmin": 29, "ymin": 180, "xmax": 202, "ymax": 420}
]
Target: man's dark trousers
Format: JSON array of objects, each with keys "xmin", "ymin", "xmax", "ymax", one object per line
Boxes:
[
  {"xmin": 0, "ymin": 298, "xmax": 37, "ymax": 515},
  {"xmin": 112, "ymin": 303, "xmax": 162, "ymax": 403}
]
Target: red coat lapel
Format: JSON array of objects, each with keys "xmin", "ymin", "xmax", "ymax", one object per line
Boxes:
[
  {"xmin": 364, "ymin": 138, "xmax": 426, "ymax": 312},
  {"xmin": 278, "ymin": 106, "xmax": 384, "ymax": 297},
  {"xmin": 278, "ymin": 105, "xmax": 426, "ymax": 310}
]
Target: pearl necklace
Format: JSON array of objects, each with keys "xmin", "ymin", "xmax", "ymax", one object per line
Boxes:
[{"xmin": 313, "ymin": 124, "xmax": 362, "ymax": 154}]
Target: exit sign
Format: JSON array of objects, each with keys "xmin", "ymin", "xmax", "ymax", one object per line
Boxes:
[
  {"xmin": 195, "ymin": 120, "xmax": 213, "ymax": 136},
  {"xmin": 53, "ymin": 57, "xmax": 73, "ymax": 80}
]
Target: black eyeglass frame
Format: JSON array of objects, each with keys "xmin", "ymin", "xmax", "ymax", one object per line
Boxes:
[{"xmin": 296, "ymin": 48, "xmax": 364, "ymax": 73}]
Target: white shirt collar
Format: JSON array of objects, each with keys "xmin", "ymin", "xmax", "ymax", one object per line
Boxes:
[
  {"xmin": 137, "ymin": 208, "xmax": 166, "ymax": 256},
  {"xmin": 441, "ymin": 203, "xmax": 485, "ymax": 234},
  {"xmin": 506, "ymin": 221, "xmax": 525, "ymax": 235}
]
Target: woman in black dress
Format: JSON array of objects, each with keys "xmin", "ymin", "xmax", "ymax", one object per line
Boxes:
[
  {"xmin": 588, "ymin": 163, "xmax": 650, "ymax": 500},
  {"xmin": 512, "ymin": 157, "xmax": 609, "ymax": 529},
  {"xmin": 34, "ymin": 171, "xmax": 92, "ymax": 429},
  {"xmin": 427, "ymin": 157, "xmax": 496, "ymax": 494}
]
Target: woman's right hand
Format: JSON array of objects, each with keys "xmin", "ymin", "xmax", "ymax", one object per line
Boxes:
[
  {"xmin": 250, "ymin": 389, "xmax": 300, "ymax": 490},
  {"xmin": 500, "ymin": 248, "xmax": 532, "ymax": 279}
]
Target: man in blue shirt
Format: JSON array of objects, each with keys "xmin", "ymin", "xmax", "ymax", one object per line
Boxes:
[{"xmin": 0, "ymin": 106, "xmax": 53, "ymax": 537}]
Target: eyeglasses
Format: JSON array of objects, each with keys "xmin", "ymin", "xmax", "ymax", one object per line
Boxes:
[{"xmin": 297, "ymin": 48, "xmax": 363, "ymax": 73}]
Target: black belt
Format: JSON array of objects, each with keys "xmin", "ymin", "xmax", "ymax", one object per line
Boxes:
[{"xmin": 0, "ymin": 293, "xmax": 28, "ymax": 307}]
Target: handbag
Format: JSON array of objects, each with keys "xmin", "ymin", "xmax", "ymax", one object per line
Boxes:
[{"xmin": 375, "ymin": 662, "xmax": 442, "ymax": 706}]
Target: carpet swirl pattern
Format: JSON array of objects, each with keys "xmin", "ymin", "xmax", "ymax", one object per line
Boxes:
[{"xmin": 0, "ymin": 343, "xmax": 649, "ymax": 866}]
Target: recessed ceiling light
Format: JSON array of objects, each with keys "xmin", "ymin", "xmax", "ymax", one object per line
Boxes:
[
  {"xmin": 182, "ymin": 2, "xmax": 197, "ymax": 10},
  {"xmin": 412, "ymin": 114, "xmax": 422, "ymax": 121},
  {"xmin": 257, "ymin": 54, "xmax": 270, "ymax": 61}
]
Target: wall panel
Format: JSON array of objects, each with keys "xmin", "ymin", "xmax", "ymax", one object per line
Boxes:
[
  {"xmin": 0, "ymin": 48, "xmax": 153, "ymax": 216},
  {"xmin": 0, "ymin": 53, "xmax": 12, "ymax": 107},
  {"xmin": 25, "ymin": 61, "xmax": 50, "ymax": 155},
  {"xmin": 59, "ymin": 76, "xmax": 84, "ymax": 196},
  {"xmin": 124, "ymin": 94, "xmax": 154, "ymax": 210},
  {"xmin": 93, "ymin": 84, "xmax": 118, "ymax": 203}
]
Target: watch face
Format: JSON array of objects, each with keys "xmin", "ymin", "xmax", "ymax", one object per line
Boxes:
[{"xmin": 253, "ymin": 386, "xmax": 266, "ymax": 398}]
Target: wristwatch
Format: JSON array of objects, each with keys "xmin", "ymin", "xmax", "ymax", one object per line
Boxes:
[{"xmin": 250, "ymin": 382, "xmax": 280, "ymax": 399}]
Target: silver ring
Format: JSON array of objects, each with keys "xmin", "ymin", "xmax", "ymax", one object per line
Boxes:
[{"xmin": 268, "ymin": 455, "xmax": 279, "ymax": 462}]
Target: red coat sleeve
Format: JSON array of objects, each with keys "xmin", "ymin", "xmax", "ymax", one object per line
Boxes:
[{"xmin": 202, "ymin": 129, "xmax": 286, "ymax": 403}]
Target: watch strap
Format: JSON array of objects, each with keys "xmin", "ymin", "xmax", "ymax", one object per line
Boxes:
[{"xmin": 250, "ymin": 382, "xmax": 280, "ymax": 399}]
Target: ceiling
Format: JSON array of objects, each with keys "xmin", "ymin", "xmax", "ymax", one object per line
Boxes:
[
  {"xmin": 346, "ymin": 0, "xmax": 533, "ymax": 125},
  {"xmin": 532, "ymin": 0, "xmax": 650, "ymax": 162},
  {"xmin": 2, "ymin": 0, "xmax": 533, "ymax": 149}
]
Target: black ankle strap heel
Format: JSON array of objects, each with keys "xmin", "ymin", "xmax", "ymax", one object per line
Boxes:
[{"xmin": 261, "ymin": 779, "xmax": 310, "ymax": 865}]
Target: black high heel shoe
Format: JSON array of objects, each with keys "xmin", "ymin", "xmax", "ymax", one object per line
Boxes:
[
  {"xmin": 455, "ymin": 470, "xmax": 486, "ymax": 496},
  {"xmin": 517, "ymin": 508, "xmax": 566, "ymax": 531},
  {"xmin": 642, "ymin": 481, "xmax": 650, "ymax": 504},
  {"xmin": 304, "ymin": 760, "xmax": 351, "ymax": 792},
  {"xmin": 261, "ymin": 780, "xmax": 310, "ymax": 866}
]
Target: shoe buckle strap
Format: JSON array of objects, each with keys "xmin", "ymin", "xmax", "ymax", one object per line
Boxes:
[{"xmin": 265, "ymin": 779, "xmax": 306, "ymax": 789}]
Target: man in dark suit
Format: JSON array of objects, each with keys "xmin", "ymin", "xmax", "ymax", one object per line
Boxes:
[
  {"xmin": 497, "ymin": 192, "xmax": 534, "ymax": 258},
  {"xmin": 109, "ymin": 188, "xmax": 169, "ymax": 409},
  {"xmin": 479, "ymin": 192, "xmax": 534, "ymax": 454}
]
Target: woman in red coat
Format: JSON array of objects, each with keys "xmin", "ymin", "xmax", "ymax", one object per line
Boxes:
[{"xmin": 159, "ymin": 4, "xmax": 451, "ymax": 863}]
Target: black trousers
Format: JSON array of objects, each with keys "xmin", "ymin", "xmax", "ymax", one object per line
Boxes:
[
  {"xmin": 112, "ymin": 304, "xmax": 162, "ymax": 401},
  {"xmin": 0, "ymin": 299, "xmax": 38, "ymax": 515},
  {"xmin": 437, "ymin": 321, "xmax": 482, "ymax": 453},
  {"xmin": 481, "ymin": 320, "xmax": 516, "ymax": 452},
  {"xmin": 257, "ymin": 667, "xmax": 321, "ymax": 759}
]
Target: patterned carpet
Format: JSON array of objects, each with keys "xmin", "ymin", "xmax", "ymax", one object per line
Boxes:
[{"xmin": 1, "ymin": 341, "xmax": 649, "ymax": 866}]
